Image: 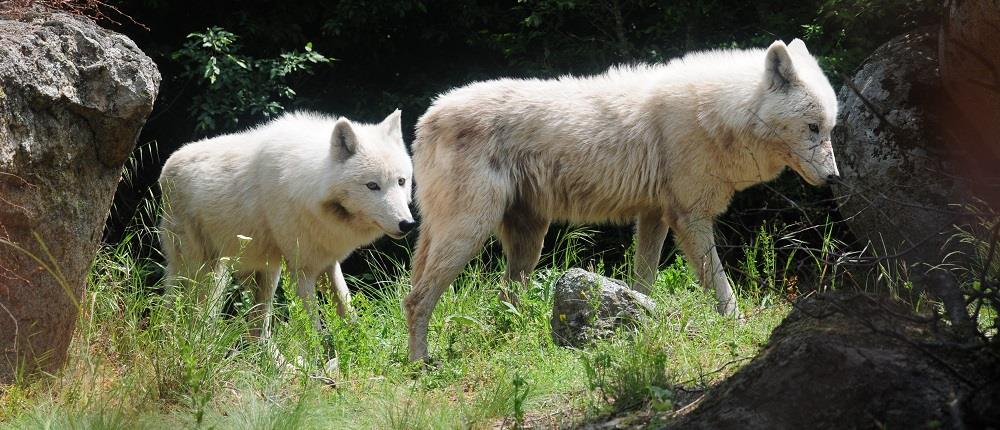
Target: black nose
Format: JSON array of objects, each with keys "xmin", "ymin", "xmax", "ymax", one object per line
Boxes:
[
  {"xmin": 399, "ymin": 220, "xmax": 417, "ymax": 233},
  {"xmin": 826, "ymin": 174, "xmax": 841, "ymax": 183}
]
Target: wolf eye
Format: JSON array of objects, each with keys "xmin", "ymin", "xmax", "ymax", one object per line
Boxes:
[
  {"xmin": 808, "ymin": 123, "xmax": 820, "ymax": 133},
  {"xmin": 365, "ymin": 182, "xmax": 380, "ymax": 191},
  {"xmin": 398, "ymin": 178, "xmax": 406, "ymax": 186}
]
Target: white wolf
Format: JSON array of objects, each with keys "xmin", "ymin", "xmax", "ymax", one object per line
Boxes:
[
  {"xmin": 404, "ymin": 39, "xmax": 839, "ymax": 361},
  {"xmin": 159, "ymin": 110, "xmax": 415, "ymax": 336}
]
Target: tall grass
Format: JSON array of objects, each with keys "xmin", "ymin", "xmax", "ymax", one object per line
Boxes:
[{"xmin": 1, "ymin": 221, "xmax": 826, "ymax": 429}]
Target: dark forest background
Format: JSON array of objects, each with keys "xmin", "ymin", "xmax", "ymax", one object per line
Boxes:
[{"xmin": 102, "ymin": 0, "xmax": 942, "ymax": 283}]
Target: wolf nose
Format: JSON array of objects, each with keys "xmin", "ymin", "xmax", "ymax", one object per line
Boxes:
[
  {"xmin": 826, "ymin": 174, "xmax": 840, "ymax": 184},
  {"xmin": 399, "ymin": 220, "xmax": 417, "ymax": 233}
]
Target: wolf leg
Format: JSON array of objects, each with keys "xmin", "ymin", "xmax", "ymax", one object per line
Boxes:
[
  {"xmin": 249, "ymin": 268, "xmax": 280, "ymax": 339},
  {"xmin": 410, "ymin": 226, "xmax": 432, "ymax": 288},
  {"xmin": 673, "ymin": 215, "xmax": 740, "ymax": 317},
  {"xmin": 160, "ymin": 223, "xmax": 211, "ymax": 304},
  {"xmin": 497, "ymin": 203, "xmax": 549, "ymax": 305},
  {"xmin": 633, "ymin": 211, "xmax": 670, "ymax": 294},
  {"xmin": 404, "ymin": 221, "xmax": 493, "ymax": 362},
  {"xmin": 292, "ymin": 267, "xmax": 323, "ymax": 332},
  {"xmin": 328, "ymin": 262, "xmax": 354, "ymax": 320}
]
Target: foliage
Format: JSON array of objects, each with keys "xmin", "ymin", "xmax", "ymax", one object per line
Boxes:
[
  {"xmin": 511, "ymin": 372, "xmax": 530, "ymax": 429},
  {"xmin": 8, "ymin": 1, "xmax": 997, "ymax": 426},
  {"xmin": 106, "ymin": 0, "xmax": 945, "ymax": 255},
  {"xmin": 954, "ymin": 202, "xmax": 1000, "ymax": 337},
  {"xmin": 581, "ymin": 332, "xmax": 672, "ymax": 414},
  {"xmin": 473, "ymin": 0, "xmax": 940, "ymax": 82},
  {"xmin": 171, "ymin": 26, "xmax": 330, "ymax": 133},
  {"xmin": 0, "ymin": 216, "xmax": 797, "ymax": 428},
  {"xmin": 123, "ymin": 0, "xmax": 945, "ymax": 135}
]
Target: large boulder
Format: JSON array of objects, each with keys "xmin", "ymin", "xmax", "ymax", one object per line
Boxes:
[
  {"xmin": 831, "ymin": 30, "xmax": 967, "ymax": 272},
  {"xmin": 551, "ymin": 268, "xmax": 655, "ymax": 347},
  {"xmin": 670, "ymin": 291, "xmax": 998, "ymax": 429},
  {"xmin": 0, "ymin": 9, "xmax": 159, "ymax": 383}
]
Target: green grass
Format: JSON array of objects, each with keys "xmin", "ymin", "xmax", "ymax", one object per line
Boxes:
[{"xmin": 0, "ymin": 231, "xmax": 791, "ymax": 430}]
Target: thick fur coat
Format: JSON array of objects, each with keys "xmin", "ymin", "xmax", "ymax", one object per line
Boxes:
[
  {"xmin": 404, "ymin": 39, "xmax": 840, "ymax": 361},
  {"xmin": 159, "ymin": 110, "xmax": 414, "ymax": 335}
]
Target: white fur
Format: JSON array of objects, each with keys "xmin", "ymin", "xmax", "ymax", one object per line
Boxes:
[
  {"xmin": 403, "ymin": 40, "xmax": 839, "ymax": 361},
  {"xmin": 159, "ymin": 110, "xmax": 414, "ymax": 336}
]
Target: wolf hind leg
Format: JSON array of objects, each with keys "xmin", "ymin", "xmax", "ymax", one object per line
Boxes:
[
  {"xmin": 159, "ymin": 224, "xmax": 215, "ymax": 307},
  {"xmin": 497, "ymin": 202, "xmax": 549, "ymax": 305},
  {"xmin": 406, "ymin": 143, "xmax": 509, "ymax": 361},
  {"xmin": 633, "ymin": 211, "xmax": 670, "ymax": 294},
  {"xmin": 405, "ymin": 179, "xmax": 505, "ymax": 362},
  {"xmin": 410, "ymin": 227, "xmax": 432, "ymax": 288},
  {"xmin": 405, "ymin": 220, "xmax": 494, "ymax": 362}
]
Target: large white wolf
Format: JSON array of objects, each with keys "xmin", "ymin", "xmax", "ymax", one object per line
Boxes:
[
  {"xmin": 159, "ymin": 110, "xmax": 415, "ymax": 336},
  {"xmin": 405, "ymin": 39, "xmax": 839, "ymax": 361}
]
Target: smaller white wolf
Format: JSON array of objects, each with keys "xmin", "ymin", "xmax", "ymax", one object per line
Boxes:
[{"xmin": 159, "ymin": 110, "xmax": 415, "ymax": 336}]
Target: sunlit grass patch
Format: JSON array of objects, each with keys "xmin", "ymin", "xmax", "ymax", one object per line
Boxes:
[{"xmin": 0, "ymin": 227, "xmax": 795, "ymax": 429}]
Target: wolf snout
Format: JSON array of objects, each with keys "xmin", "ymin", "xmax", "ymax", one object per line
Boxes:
[
  {"xmin": 399, "ymin": 220, "xmax": 418, "ymax": 234},
  {"xmin": 825, "ymin": 173, "xmax": 840, "ymax": 184}
]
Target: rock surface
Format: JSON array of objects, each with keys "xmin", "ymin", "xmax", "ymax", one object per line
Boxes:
[
  {"xmin": 551, "ymin": 268, "xmax": 655, "ymax": 347},
  {"xmin": 670, "ymin": 291, "xmax": 998, "ymax": 430},
  {"xmin": 0, "ymin": 9, "xmax": 159, "ymax": 383},
  {"xmin": 831, "ymin": 30, "xmax": 967, "ymax": 270}
]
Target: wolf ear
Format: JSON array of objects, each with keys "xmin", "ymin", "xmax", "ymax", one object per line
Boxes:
[
  {"xmin": 764, "ymin": 40, "xmax": 797, "ymax": 90},
  {"xmin": 331, "ymin": 118, "xmax": 358, "ymax": 160},
  {"xmin": 788, "ymin": 38, "xmax": 810, "ymax": 56},
  {"xmin": 380, "ymin": 109, "xmax": 402, "ymax": 138}
]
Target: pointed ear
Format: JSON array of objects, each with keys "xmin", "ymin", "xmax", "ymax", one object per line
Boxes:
[
  {"xmin": 788, "ymin": 38, "xmax": 810, "ymax": 56},
  {"xmin": 380, "ymin": 109, "xmax": 402, "ymax": 138},
  {"xmin": 764, "ymin": 40, "xmax": 797, "ymax": 90},
  {"xmin": 331, "ymin": 118, "xmax": 358, "ymax": 160}
]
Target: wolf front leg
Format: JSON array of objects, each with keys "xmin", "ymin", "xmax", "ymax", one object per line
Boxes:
[
  {"xmin": 293, "ymin": 267, "xmax": 324, "ymax": 332},
  {"xmin": 249, "ymin": 268, "xmax": 281, "ymax": 339},
  {"xmin": 328, "ymin": 262, "xmax": 355, "ymax": 320},
  {"xmin": 673, "ymin": 215, "xmax": 740, "ymax": 317}
]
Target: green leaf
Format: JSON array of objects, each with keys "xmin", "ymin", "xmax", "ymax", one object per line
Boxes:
[
  {"xmin": 171, "ymin": 26, "xmax": 332, "ymax": 134},
  {"xmin": 444, "ymin": 314, "xmax": 487, "ymax": 332}
]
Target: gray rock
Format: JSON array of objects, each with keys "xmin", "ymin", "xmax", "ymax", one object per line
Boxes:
[
  {"xmin": 831, "ymin": 30, "xmax": 968, "ymax": 270},
  {"xmin": 551, "ymin": 268, "xmax": 655, "ymax": 347},
  {"xmin": 0, "ymin": 9, "xmax": 159, "ymax": 383}
]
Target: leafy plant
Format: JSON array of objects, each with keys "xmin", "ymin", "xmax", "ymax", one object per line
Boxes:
[
  {"xmin": 511, "ymin": 372, "xmax": 530, "ymax": 429},
  {"xmin": 581, "ymin": 337, "xmax": 671, "ymax": 414},
  {"xmin": 172, "ymin": 26, "xmax": 331, "ymax": 133},
  {"xmin": 953, "ymin": 202, "xmax": 1000, "ymax": 336}
]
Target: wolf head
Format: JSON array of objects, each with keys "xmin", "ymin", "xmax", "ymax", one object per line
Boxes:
[
  {"xmin": 754, "ymin": 39, "xmax": 840, "ymax": 186},
  {"xmin": 328, "ymin": 110, "xmax": 415, "ymax": 239}
]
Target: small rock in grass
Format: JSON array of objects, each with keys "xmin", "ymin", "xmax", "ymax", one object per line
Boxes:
[{"xmin": 551, "ymin": 268, "xmax": 656, "ymax": 347}]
